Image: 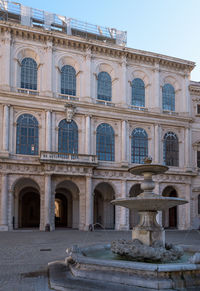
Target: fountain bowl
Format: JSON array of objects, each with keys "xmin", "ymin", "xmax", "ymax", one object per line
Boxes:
[
  {"xmin": 111, "ymin": 196, "xmax": 188, "ymax": 211},
  {"xmin": 129, "ymin": 164, "xmax": 168, "ymax": 176}
]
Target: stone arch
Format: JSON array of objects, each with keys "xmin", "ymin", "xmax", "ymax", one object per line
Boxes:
[
  {"xmin": 129, "ymin": 183, "xmax": 142, "ymax": 229},
  {"xmin": 162, "ymin": 186, "xmax": 178, "ymax": 228},
  {"xmin": 161, "ymin": 75, "xmax": 180, "ymax": 92},
  {"xmin": 12, "ymin": 177, "xmax": 41, "ymax": 229},
  {"xmin": 93, "ymin": 182, "xmax": 115, "ymax": 229},
  {"xmin": 54, "ymin": 180, "xmax": 80, "ymax": 228}
]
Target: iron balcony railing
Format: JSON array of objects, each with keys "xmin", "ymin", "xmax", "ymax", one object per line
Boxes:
[{"xmin": 40, "ymin": 151, "xmax": 98, "ymax": 164}]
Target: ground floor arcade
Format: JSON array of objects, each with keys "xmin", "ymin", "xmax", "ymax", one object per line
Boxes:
[{"xmin": 0, "ymin": 170, "xmax": 196, "ymax": 231}]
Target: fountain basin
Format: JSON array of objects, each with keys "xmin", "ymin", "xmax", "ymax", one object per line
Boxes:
[
  {"xmin": 111, "ymin": 196, "xmax": 188, "ymax": 211},
  {"xmin": 48, "ymin": 244, "xmax": 200, "ymax": 291}
]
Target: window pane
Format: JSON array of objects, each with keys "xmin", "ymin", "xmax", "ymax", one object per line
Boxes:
[
  {"xmin": 16, "ymin": 114, "xmax": 39, "ymax": 155},
  {"xmin": 131, "ymin": 128, "xmax": 148, "ymax": 164},
  {"xmin": 97, "ymin": 72, "xmax": 112, "ymax": 101},
  {"xmin": 132, "ymin": 78, "xmax": 145, "ymax": 107},
  {"xmin": 163, "ymin": 132, "xmax": 179, "ymax": 166},
  {"xmin": 162, "ymin": 84, "xmax": 175, "ymax": 111},
  {"xmin": 96, "ymin": 123, "xmax": 114, "ymax": 161},
  {"xmin": 61, "ymin": 65, "xmax": 76, "ymax": 96},
  {"xmin": 58, "ymin": 120, "xmax": 78, "ymax": 153},
  {"xmin": 21, "ymin": 58, "xmax": 37, "ymax": 90}
]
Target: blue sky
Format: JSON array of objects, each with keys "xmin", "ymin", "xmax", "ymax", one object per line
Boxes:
[{"xmin": 17, "ymin": 0, "xmax": 200, "ymax": 81}]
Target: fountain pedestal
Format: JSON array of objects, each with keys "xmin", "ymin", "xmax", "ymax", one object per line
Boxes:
[{"xmin": 132, "ymin": 211, "xmax": 165, "ymax": 246}]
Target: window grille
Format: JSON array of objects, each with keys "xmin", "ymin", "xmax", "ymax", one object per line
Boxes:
[
  {"xmin": 16, "ymin": 114, "xmax": 39, "ymax": 155},
  {"xmin": 97, "ymin": 72, "xmax": 112, "ymax": 101},
  {"xmin": 58, "ymin": 120, "xmax": 78, "ymax": 153},
  {"xmin": 163, "ymin": 132, "xmax": 179, "ymax": 166},
  {"xmin": 131, "ymin": 128, "xmax": 148, "ymax": 164},
  {"xmin": 21, "ymin": 58, "xmax": 37, "ymax": 90},
  {"xmin": 132, "ymin": 78, "xmax": 145, "ymax": 107},
  {"xmin": 162, "ymin": 84, "xmax": 175, "ymax": 111},
  {"xmin": 61, "ymin": 65, "xmax": 76, "ymax": 96},
  {"xmin": 96, "ymin": 123, "xmax": 115, "ymax": 161},
  {"xmin": 197, "ymin": 151, "xmax": 200, "ymax": 168}
]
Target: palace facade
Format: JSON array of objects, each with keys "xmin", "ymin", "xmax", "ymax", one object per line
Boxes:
[{"xmin": 0, "ymin": 1, "xmax": 200, "ymax": 232}]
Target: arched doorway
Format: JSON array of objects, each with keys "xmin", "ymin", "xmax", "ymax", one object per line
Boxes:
[
  {"xmin": 55, "ymin": 181, "xmax": 79, "ymax": 229},
  {"xmin": 55, "ymin": 191, "xmax": 72, "ymax": 228},
  {"xmin": 93, "ymin": 182, "xmax": 115, "ymax": 229},
  {"xmin": 129, "ymin": 184, "xmax": 142, "ymax": 229},
  {"xmin": 162, "ymin": 186, "xmax": 177, "ymax": 228},
  {"xmin": 19, "ymin": 187, "xmax": 40, "ymax": 228}
]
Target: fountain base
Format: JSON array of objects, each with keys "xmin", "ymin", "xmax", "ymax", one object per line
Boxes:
[
  {"xmin": 132, "ymin": 211, "xmax": 165, "ymax": 246},
  {"xmin": 48, "ymin": 244, "xmax": 200, "ymax": 291}
]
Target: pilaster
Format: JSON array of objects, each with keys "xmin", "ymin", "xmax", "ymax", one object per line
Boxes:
[
  {"xmin": 44, "ymin": 174, "xmax": 52, "ymax": 230},
  {"xmin": 0, "ymin": 174, "xmax": 8, "ymax": 231},
  {"xmin": 46, "ymin": 110, "xmax": 52, "ymax": 151},
  {"xmin": 85, "ymin": 176, "xmax": 93, "ymax": 230}
]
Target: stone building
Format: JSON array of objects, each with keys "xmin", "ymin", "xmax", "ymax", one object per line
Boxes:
[{"xmin": 0, "ymin": 1, "xmax": 199, "ymax": 232}]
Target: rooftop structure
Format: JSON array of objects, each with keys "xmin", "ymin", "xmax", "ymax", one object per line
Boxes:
[{"xmin": 0, "ymin": 0, "xmax": 127, "ymax": 46}]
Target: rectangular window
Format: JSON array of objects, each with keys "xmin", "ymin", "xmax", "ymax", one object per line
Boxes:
[
  {"xmin": 197, "ymin": 151, "xmax": 200, "ymax": 168},
  {"xmin": 197, "ymin": 105, "xmax": 200, "ymax": 115}
]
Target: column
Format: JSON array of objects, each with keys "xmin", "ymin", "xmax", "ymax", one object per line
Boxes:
[
  {"xmin": 121, "ymin": 120, "xmax": 128, "ymax": 165},
  {"xmin": 154, "ymin": 124, "xmax": 160, "ymax": 163},
  {"xmin": 44, "ymin": 175, "xmax": 51, "ymax": 230},
  {"xmin": 42, "ymin": 41, "xmax": 52, "ymax": 96},
  {"xmin": 3, "ymin": 104, "xmax": 10, "ymax": 153},
  {"xmin": 153, "ymin": 62, "xmax": 160, "ymax": 112},
  {"xmin": 46, "ymin": 110, "xmax": 52, "ymax": 151},
  {"xmin": 184, "ymin": 127, "xmax": 192, "ymax": 170},
  {"xmin": 1, "ymin": 31, "xmax": 11, "ymax": 91},
  {"xmin": 85, "ymin": 176, "xmax": 93, "ymax": 230},
  {"xmin": 0, "ymin": 174, "xmax": 8, "ymax": 230},
  {"xmin": 84, "ymin": 47, "xmax": 92, "ymax": 102},
  {"xmin": 119, "ymin": 180, "xmax": 129, "ymax": 230},
  {"xmin": 120, "ymin": 56, "xmax": 127, "ymax": 106},
  {"xmin": 85, "ymin": 115, "xmax": 91, "ymax": 155}
]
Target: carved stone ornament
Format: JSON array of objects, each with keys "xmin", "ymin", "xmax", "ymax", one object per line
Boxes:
[{"xmin": 65, "ymin": 104, "xmax": 76, "ymax": 123}]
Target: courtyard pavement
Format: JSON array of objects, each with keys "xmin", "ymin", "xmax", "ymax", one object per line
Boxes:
[{"xmin": 0, "ymin": 229, "xmax": 199, "ymax": 291}]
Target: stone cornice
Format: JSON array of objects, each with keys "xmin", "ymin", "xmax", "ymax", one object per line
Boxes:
[
  {"xmin": 0, "ymin": 90, "xmax": 193, "ymax": 125},
  {"xmin": 0, "ymin": 21, "xmax": 195, "ymax": 73},
  {"xmin": 189, "ymin": 83, "xmax": 200, "ymax": 96}
]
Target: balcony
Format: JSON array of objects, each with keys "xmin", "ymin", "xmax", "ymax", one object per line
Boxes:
[
  {"xmin": 162, "ymin": 110, "xmax": 178, "ymax": 116},
  {"xmin": 129, "ymin": 105, "xmax": 148, "ymax": 112},
  {"xmin": 96, "ymin": 99, "xmax": 115, "ymax": 107},
  {"xmin": 40, "ymin": 151, "xmax": 98, "ymax": 165},
  {"xmin": 57, "ymin": 94, "xmax": 79, "ymax": 101},
  {"xmin": 17, "ymin": 88, "xmax": 39, "ymax": 96}
]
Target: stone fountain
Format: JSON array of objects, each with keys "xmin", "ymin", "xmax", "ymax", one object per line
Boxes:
[{"xmin": 48, "ymin": 157, "xmax": 200, "ymax": 290}]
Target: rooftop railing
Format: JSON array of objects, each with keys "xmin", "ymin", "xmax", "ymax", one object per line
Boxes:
[{"xmin": 0, "ymin": 1, "xmax": 127, "ymax": 46}]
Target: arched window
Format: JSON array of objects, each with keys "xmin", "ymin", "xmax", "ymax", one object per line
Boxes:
[
  {"xmin": 21, "ymin": 58, "xmax": 37, "ymax": 90},
  {"xmin": 16, "ymin": 114, "xmax": 39, "ymax": 155},
  {"xmin": 97, "ymin": 72, "xmax": 112, "ymax": 101},
  {"xmin": 162, "ymin": 84, "xmax": 175, "ymax": 111},
  {"xmin": 96, "ymin": 123, "xmax": 114, "ymax": 161},
  {"xmin": 61, "ymin": 65, "xmax": 76, "ymax": 96},
  {"xmin": 132, "ymin": 78, "xmax": 145, "ymax": 107},
  {"xmin": 131, "ymin": 128, "xmax": 148, "ymax": 164},
  {"xmin": 198, "ymin": 195, "xmax": 200, "ymax": 215},
  {"xmin": 163, "ymin": 132, "xmax": 179, "ymax": 166},
  {"xmin": 58, "ymin": 120, "xmax": 78, "ymax": 153}
]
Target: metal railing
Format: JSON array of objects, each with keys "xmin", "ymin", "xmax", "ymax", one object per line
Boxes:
[
  {"xmin": 0, "ymin": 1, "xmax": 127, "ymax": 46},
  {"xmin": 40, "ymin": 151, "xmax": 98, "ymax": 164}
]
